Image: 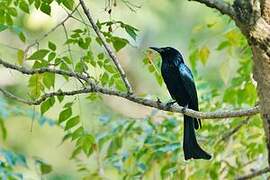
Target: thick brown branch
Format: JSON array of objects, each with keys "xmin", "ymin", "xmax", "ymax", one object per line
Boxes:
[
  {"xmin": 237, "ymin": 167, "xmax": 270, "ymax": 180},
  {"xmin": 79, "ymin": 0, "xmax": 133, "ymax": 94},
  {"xmin": 260, "ymin": 0, "xmax": 270, "ymax": 24},
  {"xmin": 188, "ymin": 0, "xmax": 235, "ymax": 19}
]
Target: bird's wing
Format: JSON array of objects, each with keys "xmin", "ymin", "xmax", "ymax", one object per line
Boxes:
[
  {"xmin": 178, "ymin": 64, "xmax": 201, "ymax": 129},
  {"xmin": 178, "ymin": 64, "xmax": 198, "ymax": 109}
]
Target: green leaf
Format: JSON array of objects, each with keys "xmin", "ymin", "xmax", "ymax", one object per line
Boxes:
[
  {"xmin": 115, "ymin": 80, "xmax": 126, "ymax": 91},
  {"xmin": 101, "ymin": 72, "xmax": 109, "ymax": 85},
  {"xmin": 43, "ymin": 72, "xmax": 55, "ymax": 89},
  {"xmin": 48, "ymin": 52, "xmax": 56, "ymax": 61},
  {"xmin": 104, "ymin": 65, "xmax": 116, "ymax": 73},
  {"xmin": 34, "ymin": 0, "xmax": 41, "ymax": 9},
  {"xmin": 10, "ymin": 26, "xmax": 26, "ymax": 42},
  {"xmin": 60, "ymin": 62, "xmax": 70, "ymax": 74},
  {"xmin": 48, "ymin": 41, "xmax": 56, "ymax": 51},
  {"xmin": 95, "ymin": 37, "xmax": 102, "ymax": 46},
  {"xmin": 28, "ymin": 49, "xmax": 49, "ymax": 60},
  {"xmin": 216, "ymin": 41, "xmax": 230, "ymax": 51},
  {"xmin": 225, "ymin": 29, "xmax": 240, "ymax": 46},
  {"xmin": 64, "ymin": 102, "xmax": 73, "ymax": 108},
  {"xmin": 75, "ymin": 61, "xmax": 86, "ymax": 73},
  {"xmin": 148, "ymin": 65, "xmax": 155, "ymax": 73},
  {"xmin": 17, "ymin": 49, "xmax": 24, "ymax": 65},
  {"xmin": 70, "ymin": 147, "xmax": 81, "ymax": 159},
  {"xmin": 219, "ymin": 60, "xmax": 230, "ymax": 85},
  {"xmin": 43, "ymin": 0, "xmax": 54, "ymax": 4},
  {"xmin": 192, "ymin": 24, "xmax": 204, "ymax": 33},
  {"xmin": 155, "ymin": 72, "xmax": 163, "ymax": 86},
  {"xmin": 87, "ymin": 93, "xmax": 102, "ymax": 101},
  {"xmin": 71, "ymin": 127, "xmax": 84, "ymax": 140},
  {"xmin": 107, "ymin": 136, "xmax": 122, "ymax": 157},
  {"xmin": 5, "ymin": 14, "xmax": 13, "ymax": 25},
  {"xmin": 111, "ymin": 37, "xmax": 128, "ymax": 52},
  {"xmin": 63, "ymin": 56, "xmax": 72, "ymax": 64},
  {"xmin": 28, "ymin": 0, "xmax": 35, "ymax": 5},
  {"xmin": 28, "ymin": 74, "xmax": 44, "ymax": 98},
  {"xmin": 65, "ymin": 116, "xmax": 80, "ymax": 130},
  {"xmin": 19, "ymin": 32, "xmax": 26, "ymax": 42},
  {"xmin": 80, "ymin": 134, "xmax": 95, "ymax": 156},
  {"xmin": 57, "ymin": 95, "xmax": 64, "ymax": 103},
  {"xmin": 124, "ymin": 24, "xmax": 138, "ymax": 40},
  {"xmin": 62, "ymin": 0, "xmax": 74, "ymax": 11},
  {"xmin": 40, "ymin": 3, "xmax": 51, "ymax": 15},
  {"xmin": 61, "ymin": 133, "xmax": 72, "ymax": 143},
  {"xmin": 59, "ymin": 107, "xmax": 72, "ymax": 123},
  {"xmin": 19, "ymin": 1, "xmax": 30, "ymax": 13},
  {"xmin": 0, "ymin": 118, "xmax": 7, "ymax": 140},
  {"xmin": 0, "ymin": 24, "xmax": 8, "ymax": 32},
  {"xmin": 40, "ymin": 97, "xmax": 55, "ymax": 114},
  {"xmin": 40, "ymin": 162, "xmax": 52, "ymax": 175},
  {"xmin": 189, "ymin": 49, "xmax": 198, "ymax": 72},
  {"xmin": 156, "ymin": 143, "xmax": 180, "ymax": 153},
  {"xmin": 78, "ymin": 37, "xmax": 91, "ymax": 49},
  {"xmin": 199, "ymin": 46, "xmax": 210, "ymax": 65},
  {"xmin": 97, "ymin": 53, "xmax": 104, "ymax": 59},
  {"xmin": 8, "ymin": 7, "xmax": 17, "ymax": 17}
]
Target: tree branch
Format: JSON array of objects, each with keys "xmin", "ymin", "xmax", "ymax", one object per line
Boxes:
[
  {"xmin": 23, "ymin": 4, "xmax": 80, "ymax": 62},
  {"xmin": 0, "ymin": 52, "xmax": 261, "ymax": 120},
  {"xmin": 218, "ymin": 116, "xmax": 251, "ymax": 143},
  {"xmin": 188, "ymin": 0, "xmax": 235, "ymax": 19},
  {"xmin": 0, "ymin": 58, "xmax": 91, "ymax": 84},
  {"xmin": 0, "ymin": 74, "xmax": 260, "ymax": 119},
  {"xmin": 260, "ymin": 0, "xmax": 270, "ymax": 24},
  {"xmin": 237, "ymin": 167, "xmax": 270, "ymax": 180},
  {"xmin": 79, "ymin": 0, "xmax": 133, "ymax": 94}
]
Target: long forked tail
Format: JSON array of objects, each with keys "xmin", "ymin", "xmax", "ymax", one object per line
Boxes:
[{"xmin": 183, "ymin": 115, "xmax": 211, "ymax": 160}]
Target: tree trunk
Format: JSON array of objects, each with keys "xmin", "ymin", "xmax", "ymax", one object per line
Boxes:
[
  {"xmin": 252, "ymin": 45, "xmax": 270, "ymax": 165},
  {"xmin": 244, "ymin": 1, "xmax": 270, "ymax": 165}
]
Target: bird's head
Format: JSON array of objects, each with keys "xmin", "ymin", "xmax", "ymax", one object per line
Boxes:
[{"xmin": 149, "ymin": 47, "xmax": 183, "ymax": 62}]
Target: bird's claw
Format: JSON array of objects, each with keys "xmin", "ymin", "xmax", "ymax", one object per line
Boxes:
[
  {"xmin": 181, "ymin": 105, "xmax": 188, "ymax": 113},
  {"xmin": 165, "ymin": 100, "xmax": 177, "ymax": 108},
  {"xmin": 156, "ymin": 98, "xmax": 162, "ymax": 104}
]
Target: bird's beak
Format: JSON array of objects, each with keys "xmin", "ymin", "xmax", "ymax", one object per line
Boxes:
[{"xmin": 149, "ymin": 47, "xmax": 162, "ymax": 53}]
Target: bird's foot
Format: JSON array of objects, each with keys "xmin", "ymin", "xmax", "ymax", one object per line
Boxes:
[
  {"xmin": 165, "ymin": 100, "xmax": 177, "ymax": 108},
  {"xmin": 156, "ymin": 98, "xmax": 162, "ymax": 105},
  {"xmin": 181, "ymin": 105, "xmax": 188, "ymax": 113}
]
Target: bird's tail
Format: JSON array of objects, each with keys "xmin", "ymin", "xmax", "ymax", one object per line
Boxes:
[{"xmin": 183, "ymin": 115, "xmax": 211, "ymax": 160}]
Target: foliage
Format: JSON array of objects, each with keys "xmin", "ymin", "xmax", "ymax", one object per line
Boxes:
[
  {"xmin": 0, "ymin": 148, "xmax": 53, "ymax": 179},
  {"xmin": 0, "ymin": 0, "xmax": 265, "ymax": 179}
]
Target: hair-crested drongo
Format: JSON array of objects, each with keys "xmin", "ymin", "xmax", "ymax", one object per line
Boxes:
[{"xmin": 150, "ymin": 47, "xmax": 211, "ymax": 160}]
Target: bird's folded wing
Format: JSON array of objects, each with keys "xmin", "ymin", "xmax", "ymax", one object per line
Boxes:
[{"xmin": 178, "ymin": 64, "xmax": 201, "ymax": 129}]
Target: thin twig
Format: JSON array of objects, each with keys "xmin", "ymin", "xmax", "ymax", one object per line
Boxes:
[
  {"xmin": 0, "ymin": 58, "xmax": 90, "ymax": 83},
  {"xmin": 79, "ymin": 0, "xmax": 133, "ymax": 94},
  {"xmin": 236, "ymin": 167, "xmax": 270, "ymax": 180},
  {"xmin": 218, "ymin": 116, "xmax": 251, "ymax": 143},
  {"xmin": 23, "ymin": 4, "xmax": 80, "ymax": 62}
]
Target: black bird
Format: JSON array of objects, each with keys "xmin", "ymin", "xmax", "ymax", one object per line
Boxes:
[{"xmin": 150, "ymin": 47, "xmax": 211, "ymax": 160}]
